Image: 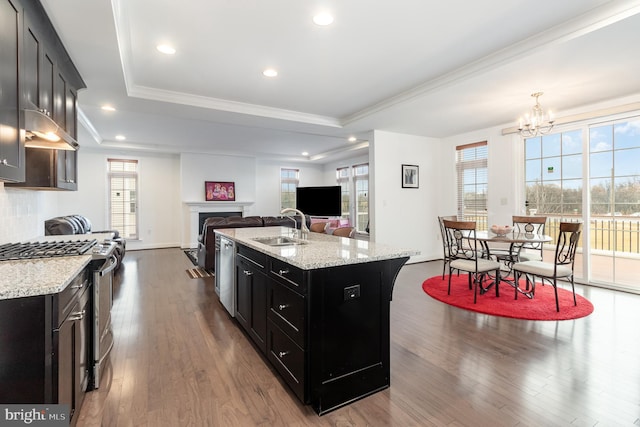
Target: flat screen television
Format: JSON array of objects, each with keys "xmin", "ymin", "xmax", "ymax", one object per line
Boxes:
[{"xmin": 296, "ymin": 186, "xmax": 341, "ymax": 217}]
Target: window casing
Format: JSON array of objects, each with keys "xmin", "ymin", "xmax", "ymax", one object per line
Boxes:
[
  {"xmin": 108, "ymin": 158, "xmax": 138, "ymax": 239},
  {"xmin": 280, "ymin": 168, "xmax": 299, "ymax": 210},
  {"xmin": 456, "ymin": 142, "xmax": 488, "ymax": 230}
]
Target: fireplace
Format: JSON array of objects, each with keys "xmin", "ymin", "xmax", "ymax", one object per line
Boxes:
[{"xmin": 184, "ymin": 201, "xmax": 253, "ymax": 248}]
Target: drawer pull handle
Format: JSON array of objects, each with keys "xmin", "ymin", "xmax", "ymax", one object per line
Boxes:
[
  {"xmin": 278, "ymin": 304, "xmax": 289, "ymax": 311},
  {"xmin": 278, "ymin": 269, "xmax": 289, "ymax": 275},
  {"xmin": 278, "ymin": 351, "xmax": 289, "ymax": 358},
  {"xmin": 70, "ymin": 281, "xmax": 86, "ymax": 289},
  {"xmin": 243, "ymin": 270, "xmax": 253, "ymax": 276}
]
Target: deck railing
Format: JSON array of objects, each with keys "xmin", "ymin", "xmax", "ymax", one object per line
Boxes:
[{"xmin": 463, "ymin": 212, "xmax": 640, "ymax": 255}]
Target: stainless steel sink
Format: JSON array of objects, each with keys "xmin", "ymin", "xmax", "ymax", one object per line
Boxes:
[{"xmin": 252, "ymin": 236, "xmax": 308, "ymax": 247}]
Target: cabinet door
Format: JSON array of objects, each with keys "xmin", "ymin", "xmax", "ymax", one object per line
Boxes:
[
  {"xmin": 23, "ymin": 20, "xmax": 40, "ymax": 109},
  {"xmin": 53, "ymin": 71, "xmax": 66, "ymax": 128},
  {"xmin": 235, "ymin": 257, "xmax": 252, "ymax": 332},
  {"xmin": 249, "ymin": 270, "xmax": 267, "ymax": 352},
  {"xmin": 56, "ymin": 149, "xmax": 77, "ymax": 190},
  {"xmin": 40, "ymin": 52, "xmax": 54, "ymax": 115},
  {"xmin": 0, "ymin": 0, "xmax": 24, "ymax": 182},
  {"xmin": 235, "ymin": 255, "xmax": 267, "ymax": 353},
  {"xmin": 65, "ymin": 87, "xmax": 77, "ymax": 138},
  {"xmin": 54, "ymin": 302, "xmax": 78, "ymax": 415}
]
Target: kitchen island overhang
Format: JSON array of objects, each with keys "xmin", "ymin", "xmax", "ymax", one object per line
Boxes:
[{"xmin": 215, "ymin": 226, "xmax": 418, "ymax": 415}]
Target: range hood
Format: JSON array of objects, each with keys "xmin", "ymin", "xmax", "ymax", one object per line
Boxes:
[{"xmin": 24, "ymin": 109, "xmax": 79, "ymax": 151}]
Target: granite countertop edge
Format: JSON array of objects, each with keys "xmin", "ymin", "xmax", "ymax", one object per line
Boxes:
[
  {"xmin": 216, "ymin": 227, "xmax": 419, "ymax": 270},
  {"xmin": 0, "ymin": 255, "xmax": 92, "ymax": 300}
]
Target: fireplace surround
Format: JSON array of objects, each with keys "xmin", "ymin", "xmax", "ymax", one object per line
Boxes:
[{"xmin": 184, "ymin": 201, "xmax": 253, "ymax": 248}]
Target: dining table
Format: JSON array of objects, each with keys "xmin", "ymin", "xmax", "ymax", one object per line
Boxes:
[{"xmin": 475, "ymin": 230, "xmax": 553, "ymax": 295}]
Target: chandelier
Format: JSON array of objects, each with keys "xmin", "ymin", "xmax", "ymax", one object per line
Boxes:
[{"xmin": 518, "ymin": 92, "xmax": 555, "ymax": 137}]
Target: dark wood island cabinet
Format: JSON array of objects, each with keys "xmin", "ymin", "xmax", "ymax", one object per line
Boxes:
[{"xmin": 217, "ymin": 227, "xmax": 416, "ymax": 415}]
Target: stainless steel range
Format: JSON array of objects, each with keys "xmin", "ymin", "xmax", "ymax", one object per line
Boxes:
[{"xmin": 0, "ymin": 238, "xmax": 119, "ymax": 389}]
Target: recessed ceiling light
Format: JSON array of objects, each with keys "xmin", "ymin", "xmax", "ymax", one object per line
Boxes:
[
  {"xmin": 348, "ymin": 136, "xmax": 357, "ymax": 142},
  {"xmin": 115, "ymin": 135, "xmax": 126, "ymax": 141},
  {"xmin": 101, "ymin": 105, "xmax": 116, "ymax": 112},
  {"xmin": 263, "ymin": 68, "xmax": 278, "ymax": 77},
  {"xmin": 313, "ymin": 13, "xmax": 334, "ymax": 26},
  {"xmin": 302, "ymin": 151, "xmax": 309, "ymax": 156},
  {"xmin": 156, "ymin": 44, "xmax": 176, "ymax": 55}
]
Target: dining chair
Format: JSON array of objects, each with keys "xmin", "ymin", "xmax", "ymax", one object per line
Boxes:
[
  {"xmin": 512, "ymin": 215, "xmax": 548, "ymax": 261},
  {"xmin": 332, "ymin": 227, "xmax": 354, "ymax": 238},
  {"xmin": 310, "ymin": 222, "xmax": 329, "ymax": 233},
  {"xmin": 438, "ymin": 215, "xmax": 457, "ymax": 279},
  {"xmin": 512, "ymin": 222, "xmax": 582, "ymax": 311},
  {"xmin": 442, "ymin": 219, "xmax": 501, "ymax": 303}
]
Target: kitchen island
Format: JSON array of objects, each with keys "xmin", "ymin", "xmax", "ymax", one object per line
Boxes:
[{"xmin": 215, "ymin": 226, "xmax": 417, "ymax": 415}]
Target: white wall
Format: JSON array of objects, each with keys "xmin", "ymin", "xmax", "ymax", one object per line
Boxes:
[
  {"xmin": 370, "ymin": 130, "xmax": 441, "ymax": 263},
  {"xmin": 56, "ymin": 149, "xmax": 182, "ymax": 250},
  {"xmin": 255, "ymin": 159, "xmax": 325, "ymax": 216}
]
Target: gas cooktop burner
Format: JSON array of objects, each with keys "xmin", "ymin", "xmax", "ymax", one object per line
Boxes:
[{"xmin": 0, "ymin": 239, "xmax": 98, "ymax": 261}]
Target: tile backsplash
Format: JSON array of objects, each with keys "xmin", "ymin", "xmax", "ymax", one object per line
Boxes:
[{"xmin": 0, "ymin": 184, "xmax": 41, "ymax": 244}]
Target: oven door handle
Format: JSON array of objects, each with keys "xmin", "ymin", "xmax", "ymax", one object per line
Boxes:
[{"xmin": 99, "ymin": 255, "xmax": 119, "ymax": 276}]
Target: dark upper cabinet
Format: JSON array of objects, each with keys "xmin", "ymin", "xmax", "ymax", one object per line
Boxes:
[
  {"xmin": 22, "ymin": 0, "xmax": 82, "ymax": 135},
  {"xmin": 0, "ymin": 0, "xmax": 25, "ymax": 182},
  {"xmin": 4, "ymin": 0, "xmax": 85, "ymax": 188},
  {"xmin": 9, "ymin": 147, "xmax": 77, "ymax": 191}
]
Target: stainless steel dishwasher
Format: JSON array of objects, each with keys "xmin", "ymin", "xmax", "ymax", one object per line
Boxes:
[{"xmin": 215, "ymin": 235, "xmax": 236, "ymax": 316}]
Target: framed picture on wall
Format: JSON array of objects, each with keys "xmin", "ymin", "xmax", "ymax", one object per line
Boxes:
[
  {"xmin": 205, "ymin": 181, "xmax": 236, "ymax": 201},
  {"xmin": 402, "ymin": 164, "xmax": 419, "ymax": 188}
]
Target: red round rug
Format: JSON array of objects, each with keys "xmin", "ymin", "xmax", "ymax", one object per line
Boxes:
[{"xmin": 422, "ymin": 275, "xmax": 594, "ymax": 321}]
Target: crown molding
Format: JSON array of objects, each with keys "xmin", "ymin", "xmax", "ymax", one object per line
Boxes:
[
  {"xmin": 342, "ymin": 2, "xmax": 640, "ymax": 126},
  {"xmin": 77, "ymin": 107, "xmax": 103, "ymax": 145},
  {"xmin": 126, "ymin": 85, "xmax": 342, "ymax": 128}
]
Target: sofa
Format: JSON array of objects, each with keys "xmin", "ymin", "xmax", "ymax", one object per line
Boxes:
[
  {"xmin": 197, "ymin": 215, "xmax": 309, "ymax": 270},
  {"xmin": 44, "ymin": 214, "xmax": 127, "ymax": 269}
]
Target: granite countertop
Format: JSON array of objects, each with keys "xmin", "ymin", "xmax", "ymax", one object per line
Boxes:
[
  {"xmin": 215, "ymin": 226, "xmax": 419, "ymax": 270},
  {"xmin": 0, "ymin": 255, "xmax": 92, "ymax": 300}
]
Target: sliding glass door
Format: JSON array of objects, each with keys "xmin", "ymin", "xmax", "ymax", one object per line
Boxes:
[
  {"xmin": 589, "ymin": 118, "xmax": 640, "ymax": 289},
  {"xmin": 524, "ymin": 116, "xmax": 640, "ymax": 292}
]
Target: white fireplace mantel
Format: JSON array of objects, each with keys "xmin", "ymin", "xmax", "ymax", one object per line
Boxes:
[{"xmin": 183, "ymin": 201, "xmax": 254, "ymax": 247}]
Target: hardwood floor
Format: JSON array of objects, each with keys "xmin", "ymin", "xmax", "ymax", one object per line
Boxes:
[{"xmin": 76, "ymin": 248, "xmax": 640, "ymax": 426}]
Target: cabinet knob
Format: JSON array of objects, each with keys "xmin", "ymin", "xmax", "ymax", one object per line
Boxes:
[
  {"xmin": 278, "ymin": 269, "xmax": 289, "ymax": 275},
  {"xmin": 278, "ymin": 351, "xmax": 289, "ymax": 358},
  {"xmin": 1, "ymin": 159, "xmax": 7, "ymax": 166},
  {"xmin": 243, "ymin": 270, "xmax": 253, "ymax": 276},
  {"xmin": 278, "ymin": 304, "xmax": 289, "ymax": 311}
]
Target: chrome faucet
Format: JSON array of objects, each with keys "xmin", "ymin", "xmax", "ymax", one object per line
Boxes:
[{"xmin": 280, "ymin": 208, "xmax": 309, "ymax": 238}]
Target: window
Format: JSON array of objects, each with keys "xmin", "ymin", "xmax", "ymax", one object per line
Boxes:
[
  {"xmin": 353, "ymin": 164, "xmax": 369, "ymax": 233},
  {"xmin": 456, "ymin": 142, "xmax": 488, "ymax": 229},
  {"xmin": 280, "ymin": 168, "xmax": 299, "ymax": 210},
  {"xmin": 336, "ymin": 163, "xmax": 369, "ymax": 233},
  {"xmin": 107, "ymin": 158, "xmax": 138, "ymax": 239},
  {"xmin": 524, "ymin": 130, "xmax": 583, "ymax": 215},
  {"xmin": 337, "ymin": 167, "xmax": 350, "ymax": 219}
]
